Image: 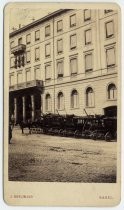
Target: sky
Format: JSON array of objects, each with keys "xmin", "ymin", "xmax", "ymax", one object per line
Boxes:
[{"xmin": 10, "ymin": 8, "xmax": 56, "ymax": 32}]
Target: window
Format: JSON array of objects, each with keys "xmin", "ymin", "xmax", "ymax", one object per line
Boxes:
[
  {"xmin": 70, "ymin": 34, "xmax": 77, "ymax": 49},
  {"xmin": 35, "ymin": 47, "xmax": 40, "ymax": 61},
  {"xmin": 70, "ymin": 57, "xmax": 78, "ymax": 75},
  {"xmin": 106, "ymin": 47, "xmax": 115, "ymax": 67},
  {"xmin": 57, "ymin": 20, "xmax": 63, "ymax": 32},
  {"xmin": 26, "ymin": 70, "xmax": 31, "ymax": 82},
  {"xmin": 10, "ymin": 57, "xmax": 15, "ymax": 68},
  {"xmin": 57, "ymin": 60, "xmax": 64, "ymax": 78},
  {"xmin": 57, "ymin": 39, "xmax": 63, "ymax": 54},
  {"xmin": 105, "ymin": 21, "xmax": 114, "ymax": 38},
  {"xmin": 70, "ymin": 14, "xmax": 76, "ymax": 27},
  {"xmin": 108, "ymin": 84, "xmax": 117, "ymax": 100},
  {"xmin": 86, "ymin": 87, "xmax": 94, "ymax": 107},
  {"xmin": 17, "ymin": 73, "xmax": 22, "ymax": 84},
  {"xmin": 18, "ymin": 37, "xmax": 22, "ymax": 45},
  {"xmin": 85, "ymin": 29, "xmax": 92, "ymax": 45},
  {"xmin": 45, "ymin": 64, "xmax": 51, "ymax": 80},
  {"xmin": 45, "ymin": 25, "xmax": 50, "ymax": 37},
  {"xmin": 46, "ymin": 94, "xmax": 51, "ymax": 112},
  {"xmin": 10, "ymin": 75, "xmax": 14, "ymax": 86},
  {"xmin": 84, "ymin": 9, "xmax": 91, "ymax": 21},
  {"xmin": 58, "ymin": 92, "xmax": 64, "ymax": 110},
  {"xmin": 35, "ymin": 30, "xmax": 40, "ymax": 41},
  {"xmin": 10, "ymin": 41, "xmax": 14, "ymax": 49},
  {"xmin": 71, "ymin": 89, "xmax": 78, "ymax": 108},
  {"xmin": 45, "ymin": 43, "xmax": 51, "ymax": 57},
  {"xmin": 35, "ymin": 66, "xmax": 40, "ymax": 80},
  {"xmin": 26, "ymin": 34, "xmax": 31, "ymax": 44},
  {"xmin": 104, "ymin": 10, "xmax": 113, "ymax": 14},
  {"xmin": 26, "ymin": 51, "xmax": 31, "ymax": 63},
  {"xmin": 85, "ymin": 53, "xmax": 93, "ymax": 72}
]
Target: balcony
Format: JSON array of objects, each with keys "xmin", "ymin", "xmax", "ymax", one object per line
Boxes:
[
  {"xmin": 11, "ymin": 44, "xmax": 26, "ymax": 55},
  {"xmin": 9, "ymin": 80, "xmax": 43, "ymax": 92}
]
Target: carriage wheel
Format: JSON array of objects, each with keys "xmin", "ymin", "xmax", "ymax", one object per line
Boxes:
[
  {"xmin": 105, "ymin": 132, "xmax": 112, "ymax": 142},
  {"xmin": 91, "ymin": 131, "xmax": 97, "ymax": 140}
]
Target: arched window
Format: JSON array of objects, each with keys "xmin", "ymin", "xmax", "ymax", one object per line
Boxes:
[
  {"xmin": 108, "ymin": 84, "xmax": 117, "ymax": 100},
  {"xmin": 45, "ymin": 94, "xmax": 51, "ymax": 112},
  {"xmin": 71, "ymin": 89, "xmax": 78, "ymax": 108},
  {"xmin": 58, "ymin": 92, "xmax": 64, "ymax": 110},
  {"xmin": 86, "ymin": 87, "xmax": 94, "ymax": 107}
]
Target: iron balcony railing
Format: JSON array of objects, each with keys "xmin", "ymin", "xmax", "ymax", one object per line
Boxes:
[
  {"xmin": 11, "ymin": 44, "xmax": 26, "ymax": 55},
  {"xmin": 9, "ymin": 80, "xmax": 43, "ymax": 92}
]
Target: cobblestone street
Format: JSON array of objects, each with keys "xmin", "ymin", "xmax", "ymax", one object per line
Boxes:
[{"xmin": 9, "ymin": 127, "xmax": 117, "ymax": 183}]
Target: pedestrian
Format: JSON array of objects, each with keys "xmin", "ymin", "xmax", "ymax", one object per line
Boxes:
[{"xmin": 9, "ymin": 123, "xmax": 12, "ymax": 144}]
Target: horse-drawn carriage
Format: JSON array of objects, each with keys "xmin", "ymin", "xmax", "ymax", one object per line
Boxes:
[{"xmin": 18, "ymin": 112, "xmax": 117, "ymax": 141}]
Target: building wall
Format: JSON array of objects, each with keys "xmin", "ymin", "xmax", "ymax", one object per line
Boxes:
[{"xmin": 9, "ymin": 9, "xmax": 118, "ymax": 117}]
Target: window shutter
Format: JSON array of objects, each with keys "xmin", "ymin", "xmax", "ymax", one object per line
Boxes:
[
  {"xmin": 45, "ymin": 25, "xmax": 50, "ymax": 36},
  {"xmin": 45, "ymin": 65, "xmax": 51, "ymax": 80},
  {"xmin": 18, "ymin": 38, "xmax": 22, "ymax": 45},
  {"xmin": 57, "ymin": 39, "xmax": 63, "ymax": 53},
  {"xmin": 85, "ymin": 54, "xmax": 92, "ymax": 71},
  {"xmin": 106, "ymin": 21, "xmax": 114, "ymax": 38},
  {"xmin": 84, "ymin": 10, "xmax": 91, "ymax": 21},
  {"xmin": 58, "ymin": 93, "xmax": 64, "ymax": 110},
  {"xmin": 85, "ymin": 29, "xmax": 91, "ymax": 44},
  {"xmin": 35, "ymin": 48, "xmax": 40, "ymax": 61},
  {"xmin": 71, "ymin": 90, "xmax": 78, "ymax": 108},
  {"xmin": 10, "ymin": 75, "xmax": 14, "ymax": 86},
  {"xmin": 106, "ymin": 48, "xmax": 115, "ymax": 67},
  {"xmin": 45, "ymin": 44, "xmax": 50, "ymax": 57},
  {"xmin": 26, "ymin": 34, "xmax": 31, "ymax": 44},
  {"xmin": 35, "ymin": 30, "xmax": 40, "ymax": 40},
  {"xmin": 46, "ymin": 95, "xmax": 51, "ymax": 111},
  {"xmin": 10, "ymin": 41, "xmax": 14, "ymax": 49},
  {"xmin": 17, "ymin": 73, "xmax": 22, "ymax": 84},
  {"xmin": 35, "ymin": 67, "xmax": 40, "ymax": 80},
  {"xmin": 26, "ymin": 71, "xmax": 31, "ymax": 82},
  {"xmin": 10, "ymin": 57, "xmax": 15, "ymax": 67},
  {"xmin": 70, "ymin": 15, "xmax": 76, "ymax": 26},
  {"xmin": 57, "ymin": 20, "xmax": 62, "ymax": 31},
  {"xmin": 70, "ymin": 35, "xmax": 76, "ymax": 49},
  {"xmin": 26, "ymin": 51, "xmax": 30, "ymax": 63},
  {"xmin": 70, "ymin": 58, "xmax": 77, "ymax": 74},
  {"xmin": 57, "ymin": 61, "xmax": 63, "ymax": 76}
]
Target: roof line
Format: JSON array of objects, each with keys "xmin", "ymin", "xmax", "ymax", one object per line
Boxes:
[{"xmin": 10, "ymin": 9, "xmax": 72, "ymax": 38}]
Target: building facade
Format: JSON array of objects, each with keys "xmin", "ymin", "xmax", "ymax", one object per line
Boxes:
[{"xmin": 9, "ymin": 9, "xmax": 118, "ymax": 124}]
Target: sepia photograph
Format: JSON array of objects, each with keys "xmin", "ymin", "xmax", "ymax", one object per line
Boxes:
[{"xmin": 4, "ymin": 2, "xmax": 121, "ymax": 206}]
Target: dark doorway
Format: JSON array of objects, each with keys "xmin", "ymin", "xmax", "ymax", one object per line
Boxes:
[
  {"xmin": 104, "ymin": 106, "xmax": 117, "ymax": 117},
  {"xmin": 26, "ymin": 95, "xmax": 32, "ymax": 121}
]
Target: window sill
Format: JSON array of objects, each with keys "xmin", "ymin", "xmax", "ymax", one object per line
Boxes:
[
  {"xmin": 70, "ymin": 107, "xmax": 79, "ymax": 110},
  {"xmin": 58, "ymin": 108, "xmax": 65, "ymax": 111},
  {"xmin": 70, "ymin": 47, "xmax": 77, "ymax": 51},
  {"xmin": 45, "ymin": 55, "xmax": 51, "ymax": 59},
  {"xmin": 85, "ymin": 69, "xmax": 93, "ymax": 73},
  {"xmin": 57, "ymin": 51, "xmax": 63, "ymax": 55},
  {"xmin": 45, "ymin": 34, "xmax": 50, "ymax": 38},
  {"xmin": 107, "ymin": 99, "xmax": 117, "ymax": 101},
  {"xmin": 84, "ymin": 18, "xmax": 91, "ymax": 22},
  {"xmin": 70, "ymin": 24, "xmax": 76, "ymax": 28},
  {"xmin": 35, "ymin": 59, "xmax": 40, "ymax": 62},
  {"xmin": 35, "ymin": 39, "xmax": 40, "ymax": 42},
  {"xmin": 57, "ymin": 29, "xmax": 63, "ymax": 33},
  {"xmin": 57, "ymin": 75, "xmax": 63, "ymax": 79},
  {"xmin": 85, "ymin": 106, "xmax": 95, "ymax": 108},
  {"xmin": 45, "ymin": 79, "xmax": 51, "ymax": 82},
  {"xmin": 85, "ymin": 42, "xmax": 92, "ymax": 46},
  {"xmin": 71, "ymin": 73, "xmax": 77, "ymax": 77}
]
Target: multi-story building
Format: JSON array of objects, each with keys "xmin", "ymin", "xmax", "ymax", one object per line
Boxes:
[{"xmin": 9, "ymin": 9, "xmax": 118, "ymax": 124}]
